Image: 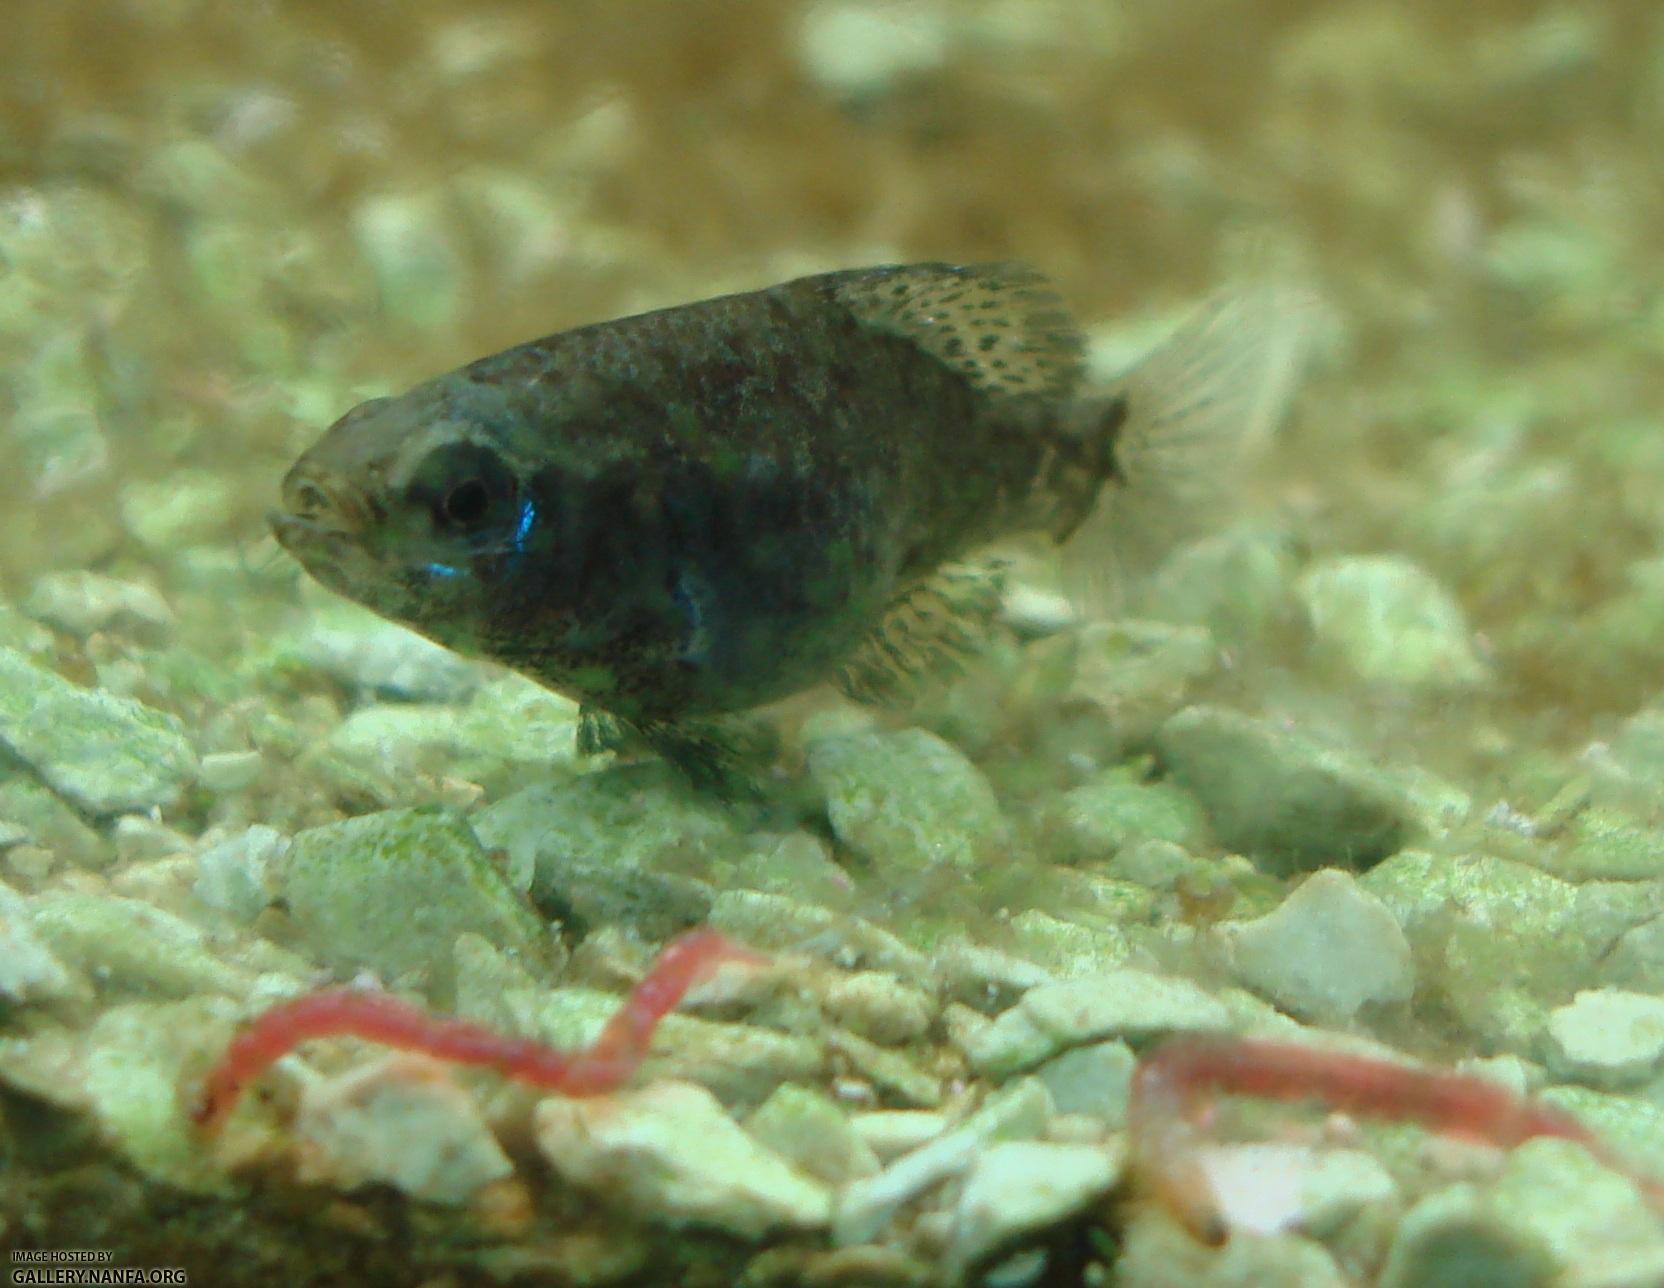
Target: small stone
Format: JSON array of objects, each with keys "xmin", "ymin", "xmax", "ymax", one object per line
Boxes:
[
  {"xmin": 294, "ymin": 1053, "xmax": 513, "ymax": 1205},
  {"xmin": 1550, "ymin": 809, "xmax": 1664, "ymax": 882},
  {"xmin": 849, "ymin": 1109, "xmax": 949, "ymax": 1160},
  {"xmin": 0, "ymin": 647, "xmax": 196, "ymax": 815},
  {"xmin": 822, "ymin": 970, "xmax": 935, "ymax": 1045},
  {"xmin": 832, "ymin": 1079, "xmax": 1053, "ymax": 1246},
  {"xmin": 745, "ymin": 1084, "xmax": 879, "ymax": 1184},
  {"xmin": 708, "ymin": 889, "xmax": 837, "ymax": 950},
  {"xmin": 111, "ymin": 814, "xmax": 192, "ymax": 863},
  {"xmin": 0, "ymin": 779, "xmax": 108, "ymax": 867},
  {"xmin": 534, "ymin": 1080, "xmax": 831, "ymax": 1238},
  {"xmin": 193, "ymin": 825, "xmax": 289, "ymax": 922},
  {"xmin": 826, "ymin": 1029, "xmax": 942, "ymax": 1107},
  {"xmin": 808, "ymin": 728, "xmax": 1011, "ymax": 875},
  {"xmin": 23, "ymin": 570, "xmax": 175, "ymax": 638},
  {"xmin": 1067, "ymin": 620, "xmax": 1217, "ymax": 722},
  {"xmin": 1035, "ymin": 1040, "xmax": 1136, "ymax": 1123},
  {"xmin": 28, "ymin": 891, "xmax": 250, "ymax": 997},
  {"xmin": 82, "ymin": 1000, "xmax": 237, "ymax": 1193},
  {"xmin": 283, "ymin": 808, "xmax": 543, "ymax": 980},
  {"xmin": 1216, "ymin": 868, "xmax": 1414, "ymax": 1024},
  {"xmin": 1118, "ymin": 1210, "xmax": 1349, "ymax": 1288},
  {"xmin": 1104, "ymin": 838, "xmax": 1208, "ymax": 889},
  {"xmin": 352, "ymin": 188, "xmax": 466, "ymax": 333},
  {"xmin": 1600, "ymin": 913, "xmax": 1664, "ymax": 993},
  {"xmin": 1140, "ymin": 525, "xmax": 1298, "ymax": 643},
  {"xmin": 1362, "ymin": 850, "xmax": 1664, "ymax": 1049},
  {"xmin": 1198, "ymin": 1143, "xmax": 1397, "ymax": 1238},
  {"xmin": 0, "ymin": 880, "xmax": 88, "ymax": 1004},
  {"xmin": 945, "ymin": 1140, "xmax": 1123, "ymax": 1278},
  {"xmin": 1047, "ymin": 767, "xmax": 1210, "ymax": 863},
  {"xmin": 964, "ymin": 969, "xmax": 1230, "ymax": 1078},
  {"xmin": 119, "ymin": 471, "xmax": 236, "ymax": 549},
  {"xmin": 796, "ymin": 2, "xmax": 949, "ymax": 101},
  {"xmin": 1006, "ymin": 909, "xmax": 1132, "ymax": 979},
  {"xmin": 1547, "ymin": 989, "xmax": 1664, "ymax": 1087},
  {"xmin": 1297, "ymin": 554, "xmax": 1488, "ymax": 689},
  {"xmin": 196, "ymin": 750, "xmax": 264, "ymax": 793},
  {"xmin": 482, "ymin": 986, "xmax": 822, "ymax": 1106},
  {"xmin": 1379, "ymin": 1140, "xmax": 1664, "ymax": 1288},
  {"xmin": 291, "ymin": 601, "xmax": 482, "ymax": 702},
  {"xmin": 1157, "ymin": 705, "xmax": 1416, "ymax": 876},
  {"xmin": 472, "ymin": 764, "xmax": 730, "ymax": 935}
]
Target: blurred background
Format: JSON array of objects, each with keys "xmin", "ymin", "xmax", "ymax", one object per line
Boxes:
[{"xmin": 3, "ymin": 0, "xmax": 1663, "ymax": 754}]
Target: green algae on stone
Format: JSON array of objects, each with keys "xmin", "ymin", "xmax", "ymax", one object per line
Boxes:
[
  {"xmin": 0, "ymin": 646, "xmax": 196, "ymax": 815},
  {"xmin": 1156, "ymin": 705, "xmax": 1416, "ymax": 876},
  {"xmin": 283, "ymin": 806, "xmax": 543, "ymax": 981},
  {"xmin": 808, "ymin": 727, "xmax": 1010, "ymax": 875},
  {"xmin": 1360, "ymin": 850, "xmax": 1664, "ymax": 1050}
]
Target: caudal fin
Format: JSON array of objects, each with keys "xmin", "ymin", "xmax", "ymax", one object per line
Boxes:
[{"xmin": 1060, "ymin": 284, "xmax": 1315, "ymax": 615}]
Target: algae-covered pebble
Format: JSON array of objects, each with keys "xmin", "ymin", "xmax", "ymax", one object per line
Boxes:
[
  {"xmin": 23, "ymin": 570, "xmax": 176, "ymax": 639},
  {"xmin": 293, "ymin": 1053, "xmax": 514, "ymax": 1205},
  {"xmin": 1046, "ymin": 766, "xmax": 1210, "ymax": 863},
  {"xmin": 1297, "ymin": 554, "xmax": 1488, "ymax": 689},
  {"xmin": 473, "ymin": 764, "xmax": 728, "ymax": 934},
  {"xmin": 283, "ymin": 807, "xmax": 543, "ymax": 980},
  {"xmin": 0, "ymin": 879, "xmax": 89, "ymax": 1004},
  {"xmin": 290, "ymin": 601, "xmax": 483, "ymax": 702},
  {"xmin": 963, "ymin": 969, "xmax": 1230, "ymax": 1077},
  {"xmin": 535, "ymin": 1080, "xmax": 832, "ymax": 1237},
  {"xmin": 1378, "ymin": 1139, "xmax": 1664, "ymax": 1288},
  {"xmin": 821, "ymin": 970, "xmax": 935, "ymax": 1045},
  {"xmin": 832, "ymin": 1077, "xmax": 1053, "ymax": 1246},
  {"xmin": 808, "ymin": 727, "xmax": 1010, "ymax": 874},
  {"xmin": 1035, "ymin": 1040, "xmax": 1136, "ymax": 1122},
  {"xmin": 1156, "ymin": 705, "xmax": 1415, "ymax": 875},
  {"xmin": 1545, "ymin": 988, "xmax": 1664, "ymax": 1087},
  {"xmin": 29, "ymin": 890, "xmax": 251, "ymax": 997},
  {"xmin": 82, "ymin": 999, "xmax": 241, "ymax": 1194},
  {"xmin": 0, "ymin": 646, "xmax": 196, "ymax": 814},
  {"xmin": 944, "ymin": 1140, "xmax": 1123, "ymax": 1278},
  {"xmin": 119, "ymin": 471, "xmax": 237, "ymax": 550},
  {"xmin": 193, "ymin": 824, "xmax": 288, "ymax": 922},
  {"xmin": 1217, "ymin": 868, "xmax": 1414, "ymax": 1024},
  {"xmin": 745, "ymin": 1083, "xmax": 880, "ymax": 1185}
]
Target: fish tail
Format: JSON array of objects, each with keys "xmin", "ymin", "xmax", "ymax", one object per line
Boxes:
[{"xmin": 1060, "ymin": 284, "xmax": 1315, "ymax": 615}]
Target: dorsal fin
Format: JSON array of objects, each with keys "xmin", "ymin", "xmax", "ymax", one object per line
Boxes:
[{"xmin": 831, "ymin": 262, "xmax": 1085, "ymax": 401}]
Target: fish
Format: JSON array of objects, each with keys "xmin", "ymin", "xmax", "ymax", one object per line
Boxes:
[{"xmin": 272, "ymin": 262, "xmax": 1301, "ymax": 788}]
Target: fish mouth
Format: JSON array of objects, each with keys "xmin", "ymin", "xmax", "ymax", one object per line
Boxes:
[{"xmin": 268, "ymin": 510, "xmax": 374, "ymax": 594}]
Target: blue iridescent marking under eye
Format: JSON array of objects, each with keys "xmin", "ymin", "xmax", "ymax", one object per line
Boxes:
[
  {"xmin": 510, "ymin": 499, "xmax": 537, "ymax": 552},
  {"xmin": 424, "ymin": 562, "xmax": 461, "ymax": 579}
]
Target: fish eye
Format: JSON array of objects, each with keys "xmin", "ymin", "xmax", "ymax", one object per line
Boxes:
[
  {"xmin": 441, "ymin": 479, "xmax": 491, "ymax": 526},
  {"xmin": 407, "ymin": 442, "xmax": 518, "ymax": 533}
]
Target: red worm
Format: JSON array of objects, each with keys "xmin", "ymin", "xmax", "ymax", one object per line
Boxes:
[
  {"xmin": 1128, "ymin": 1034, "xmax": 1661, "ymax": 1243},
  {"xmin": 192, "ymin": 929, "xmax": 762, "ymax": 1132}
]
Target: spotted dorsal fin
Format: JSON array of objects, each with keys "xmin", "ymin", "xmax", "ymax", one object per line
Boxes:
[{"xmin": 831, "ymin": 262, "xmax": 1085, "ymax": 401}]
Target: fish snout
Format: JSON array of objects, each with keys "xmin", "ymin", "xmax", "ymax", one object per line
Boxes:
[{"xmin": 277, "ymin": 462, "xmax": 375, "ymax": 536}]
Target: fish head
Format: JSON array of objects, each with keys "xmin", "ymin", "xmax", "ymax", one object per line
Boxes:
[{"xmin": 271, "ymin": 382, "xmax": 554, "ymax": 654}]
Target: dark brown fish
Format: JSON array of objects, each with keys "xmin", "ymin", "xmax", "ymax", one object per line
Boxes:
[{"xmin": 272, "ymin": 262, "xmax": 1293, "ymax": 785}]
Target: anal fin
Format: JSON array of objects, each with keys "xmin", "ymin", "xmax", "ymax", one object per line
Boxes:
[{"xmin": 834, "ymin": 560, "xmax": 1009, "ymax": 707}]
